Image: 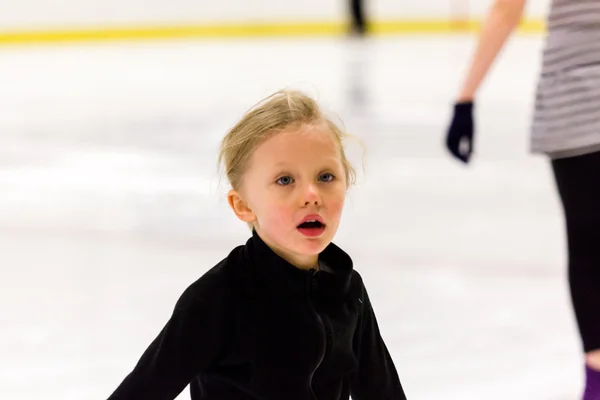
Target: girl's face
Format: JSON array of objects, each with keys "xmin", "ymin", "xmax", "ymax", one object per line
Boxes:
[{"xmin": 229, "ymin": 124, "xmax": 347, "ymax": 270}]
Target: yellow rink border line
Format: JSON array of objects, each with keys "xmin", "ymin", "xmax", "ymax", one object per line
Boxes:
[{"xmin": 0, "ymin": 19, "xmax": 546, "ymax": 46}]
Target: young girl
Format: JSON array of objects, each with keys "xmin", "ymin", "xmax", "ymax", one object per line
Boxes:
[
  {"xmin": 108, "ymin": 90, "xmax": 407, "ymax": 400},
  {"xmin": 444, "ymin": 0, "xmax": 600, "ymax": 398}
]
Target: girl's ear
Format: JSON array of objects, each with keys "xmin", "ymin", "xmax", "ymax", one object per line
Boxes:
[{"xmin": 227, "ymin": 189, "xmax": 257, "ymax": 224}]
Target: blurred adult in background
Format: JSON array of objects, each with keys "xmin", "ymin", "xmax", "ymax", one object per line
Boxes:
[{"xmin": 444, "ymin": 0, "xmax": 600, "ymax": 398}]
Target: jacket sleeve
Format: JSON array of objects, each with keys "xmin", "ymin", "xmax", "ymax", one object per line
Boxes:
[
  {"xmin": 350, "ymin": 283, "xmax": 407, "ymax": 400},
  {"xmin": 107, "ymin": 289, "xmax": 229, "ymax": 400}
]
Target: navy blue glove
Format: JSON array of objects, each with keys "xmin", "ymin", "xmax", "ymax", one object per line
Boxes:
[{"xmin": 445, "ymin": 102, "xmax": 474, "ymax": 164}]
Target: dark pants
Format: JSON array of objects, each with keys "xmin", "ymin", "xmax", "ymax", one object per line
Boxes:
[
  {"xmin": 552, "ymin": 150, "xmax": 600, "ymax": 353},
  {"xmin": 350, "ymin": 0, "xmax": 366, "ymax": 34}
]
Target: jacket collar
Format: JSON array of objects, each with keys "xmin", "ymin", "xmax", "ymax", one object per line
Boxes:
[{"xmin": 242, "ymin": 229, "xmax": 354, "ymax": 302}]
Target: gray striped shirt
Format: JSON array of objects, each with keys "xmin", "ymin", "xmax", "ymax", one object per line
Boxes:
[{"xmin": 531, "ymin": 0, "xmax": 600, "ymax": 158}]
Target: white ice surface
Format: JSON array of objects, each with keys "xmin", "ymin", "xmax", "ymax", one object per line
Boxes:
[{"xmin": 0, "ymin": 35, "xmax": 583, "ymax": 399}]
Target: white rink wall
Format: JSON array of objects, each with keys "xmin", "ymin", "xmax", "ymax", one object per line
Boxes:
[{"xmin": 0, "ymin": 0, "xmax": 550, "ymax": 31}]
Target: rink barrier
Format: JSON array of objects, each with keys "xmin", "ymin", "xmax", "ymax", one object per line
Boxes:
[{"xmin": 0, "ymin": 19, "xmax": 545, "ymax": 45}]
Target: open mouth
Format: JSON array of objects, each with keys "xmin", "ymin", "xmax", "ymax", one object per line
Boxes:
[
  {"xmin": 297, "ymin": 220, "xmax": 324, "ymax": 229},
  {"xmin": 297, "ymin": 220, "xmax": 326, "ymax": 237}
]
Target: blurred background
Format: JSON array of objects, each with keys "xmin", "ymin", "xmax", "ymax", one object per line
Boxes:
[{"xmin": 0, "ymin": 1, "xmax": 580, "ymax": 399}]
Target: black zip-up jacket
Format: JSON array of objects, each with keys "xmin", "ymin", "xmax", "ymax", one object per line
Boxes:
[{"xmin": 108, "ymin": 230, "xmax": 407, "ymax": 400}]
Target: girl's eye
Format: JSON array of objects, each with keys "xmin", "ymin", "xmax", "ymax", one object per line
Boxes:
[
  {"xmin": 319, "ymin": 173, "xmax": 335, "ymax": 182},
  {"xmin": 276, "ymin": 176, "xmax": 294, "ymax": 186}
]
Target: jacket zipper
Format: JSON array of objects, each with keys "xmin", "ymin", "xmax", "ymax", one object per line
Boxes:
[{"xmin": 308, "ymin": 269, "xmax": 327, "ymax": 400}]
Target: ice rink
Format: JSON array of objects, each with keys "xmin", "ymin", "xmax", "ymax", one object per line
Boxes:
[{"xmin": 0, "ymin": 34, "xmax": 584, "ymax": 399}]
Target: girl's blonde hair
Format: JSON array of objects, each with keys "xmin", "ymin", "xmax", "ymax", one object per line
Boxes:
[{"xmin": 218, "ymin": 89, "xmax": 359, "ymax": 229}]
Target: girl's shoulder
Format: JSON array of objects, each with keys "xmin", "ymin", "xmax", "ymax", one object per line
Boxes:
[
  {"xmin": 172, "ymin": 245, "xmax": 245, "ymax": 313},
  {"xmin": 349, "ymin": 269, "xmax": 366, "ymax": 291}
]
